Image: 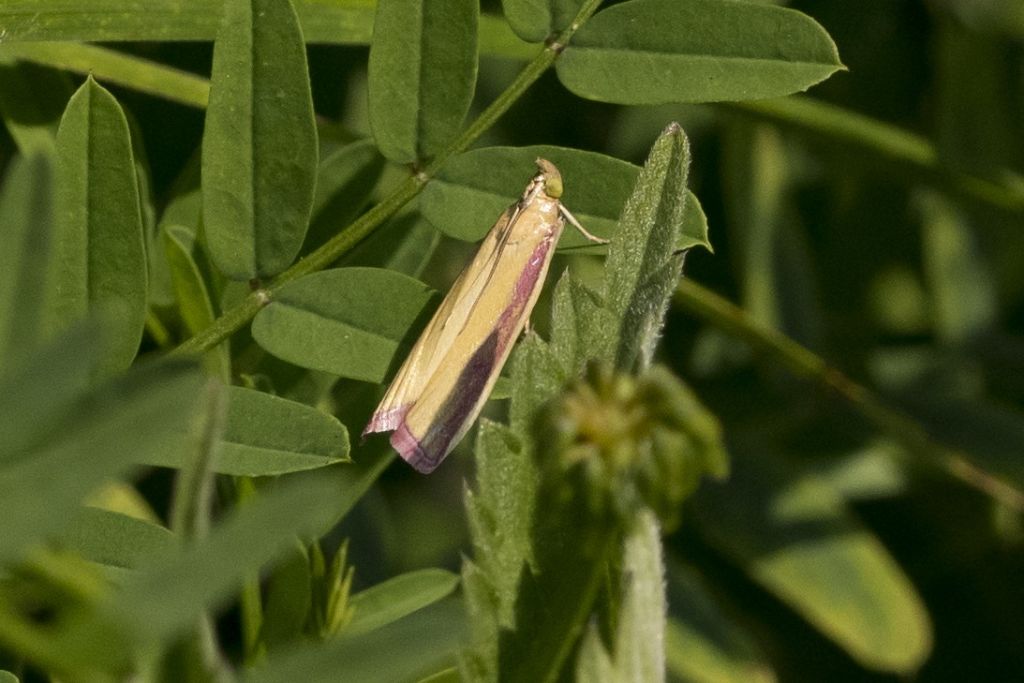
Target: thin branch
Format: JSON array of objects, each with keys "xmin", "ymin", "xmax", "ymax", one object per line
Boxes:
[{"xmin": 674, "ymin": 278, "xmax": 1024, "ymax": 511}]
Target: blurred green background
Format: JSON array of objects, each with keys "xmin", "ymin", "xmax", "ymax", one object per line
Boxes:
[{"xmin": 4, "ymin": 0, "xmax": 1023, "ymax": 680}]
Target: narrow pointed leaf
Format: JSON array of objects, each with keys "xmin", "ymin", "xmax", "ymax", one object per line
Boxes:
[
  {"xmin": 557, "ymin": 0, "xmax": 843, "ymax": 105},
  {"xmin": 252, "ymin": 268, "xmax": 437, "ymax": 382},
  {"xmin": 368, "ymin": 0, "xmax": 478, "ymax": 163},
  {"xmin": 202, "ymin": 0, "xmax": 318, "ymax": 279},
  {"xmin": 53, "ymin": 76, "xmax": 147, "ymax": 378},
  {"xmin": 605, "ymin": 124, "xmax": 694, "ymax": 370},
  {"xmin": 345, "ymin": 569, "xmax": 460, "ymax": 636},
  {"xmin": 550, "ymin": 270, "xmax": 616, "ymax": 374}
]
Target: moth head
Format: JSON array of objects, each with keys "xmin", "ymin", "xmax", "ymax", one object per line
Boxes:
[{"xmin": 535, "ymin": 158, "xmax": 563, "ymax": 198}]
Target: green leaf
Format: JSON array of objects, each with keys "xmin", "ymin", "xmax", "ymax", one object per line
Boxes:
[
  {"xmin": 0, "ymin": 354, "xmax": 203, "ymax": 565},
  {"xmin": 218, "ymin": 386, "xmax": 350, "ymax": 476},
  {"xmin": 421, "ymin": 145, "xmax": 706, "ymax": 253},
  {"xmin": 59, "ymin": 508, "xmax": 175, "ymax": 569},
  {"xmin": 604, "ymin": 123, "xmax": 693, "ymax": 371},
  {"xmin": 368, "ymin": 0, "xmax": 478, "ymax": 163},
  {"xmin": 665, "ymin": 562, "xmax": 775, "ymax": 683},
  {"xmin": 53, "ymin": 76, "xmax": 147, "ymax": 378},
  {"xmin": 142, "ymin": 385, "xmax": 350, "ymax": 476},
  {"xmin": 0, "ymin": 154, "xmax": 54, "ymax": 363},
  {"xmin": 0, "ymin": 671, "xmax": 17, "ymax": 683},
  {"xmin": 244, "ymin": 598, "xmax": 466, "ymax": 683},
  {"xmin": 693, "ymin": 447, "xmax": 933, "ymax": 674},
  {"xmin": 68, "ymin": 472, "xmax": 349, "ymax": 659},
  {"xmin": 343, "ymin": 208, "xmax": 442, "ymax": 279},
  {"xmin": 467, "ymin": 420, "xmax": 535, "ymax": 618},
  {"xmin": 304, "ymin": 139, "xmax": 386, "ymax": 253},
  {"xmin": 501, "ymin": 0, "xmax": 585, "ymax": 43},
  {"xmin": 421, "ymin": 146, "xmax": 636, "ymax": 251},
  {"xmin": 202, "ymin": 0, "xmax": 318, "ymax": 279},
  {"xmin": 163, "ymin": 223, "xmax": 230, "ymax": 378},
  {"xmin": 251, "ymin": 268, "xmax": 437, "ymax": 383},
  {"xmin": 509, "ymin": 333, "xmax": 566, "ymax": 435},
  {"xmin": 346, "ymin": 569, "xmax": 460, "ymax": 636},
  {"xmin": 557, "ymin": 0, "xmax": 843, "ymax": 105},
  {"xmin": 549, "ymin": 269, "xmax": 617, "ymax": 375},
  {"xmin": 0, "ymin": 7, "xmax": 532, "ymax": 61}
]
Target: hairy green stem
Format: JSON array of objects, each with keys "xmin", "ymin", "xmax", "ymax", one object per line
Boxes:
[
  {"xmin": 173, "ymin": 0, "xmax": 605, "ymax": 356},
  {"xmin": 674, "ymin": 278, "xmax": 1024, "ymax": 511}
]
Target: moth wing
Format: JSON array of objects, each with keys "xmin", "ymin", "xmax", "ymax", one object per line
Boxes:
[{"xmin": 363, "ymin": 205, "xmax": 517, "ymax": 434}]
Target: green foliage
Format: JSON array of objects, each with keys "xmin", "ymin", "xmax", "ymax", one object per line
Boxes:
[
  {"xmin": 53, "ymin": 77, "xmax": 147, "ymax": 380},
  {"xmin": 1, "ymin": 0, "xmax": 1021, "ymax": 681},
  {"xmin": 251, "ymin": 268, "xmax": 438, "ymax": 382},
  {"xmin": 557, "ymin": 0, "xmax": 844, "ymax": 104},
  {"xmin": 368, "ymin": 0, "xmax": 479, "ymax": 163},
  {"xmin": 202, "ymin": 0, "xmax": 318, "ymax": 280}
]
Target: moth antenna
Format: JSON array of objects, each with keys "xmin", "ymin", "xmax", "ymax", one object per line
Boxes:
[{"xmin": 559, "ymin": 205, "xmax": 609, "ymax": 244}]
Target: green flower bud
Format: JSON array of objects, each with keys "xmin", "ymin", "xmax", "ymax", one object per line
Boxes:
[{"xmin": 539, "ymin": 362, "xmax": 727, "ymax": 531}]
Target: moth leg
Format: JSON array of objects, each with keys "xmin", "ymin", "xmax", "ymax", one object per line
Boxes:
[{"xmin": 560, "ymin": 205, "xmax": 609, "ymax": 244}]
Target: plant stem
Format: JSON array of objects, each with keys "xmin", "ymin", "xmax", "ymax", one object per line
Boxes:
[
  {"xmin": 173, "ymin": 0, "xmax": 606, "ymax": 357},
  {"xmin": 674, "ymin": 278, "xmax": 1024, "ymax": 511},
  {"xmin": 720, "ymin": 97, "xmax": 1024, "ymax": 217}
]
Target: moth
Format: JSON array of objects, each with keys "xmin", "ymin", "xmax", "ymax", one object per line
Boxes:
[{"xmin": 363, "ymin": 158, "xmax": 606, "ymax": 473}]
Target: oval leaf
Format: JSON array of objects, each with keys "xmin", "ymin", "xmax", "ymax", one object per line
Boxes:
[
  {"xmin": 53, "ymin": 76, "xmax": 147, "ymax": 378},
  {"xmin": 140, "ymin": 385, "xmax": 350, "ymax": 476},
  {"xmin": 421, "ymin": 146, "xmax": 635, "ymax": 251},
  {"xmin": 422, "ymin": 145, "xmax": 706, "ymax": 253},
  {"xmin": 202, "ymin": 0, "xmax": 318, "ymax": 279},
  {"xmin": 557, "ymin": 0, "xmax": 843, "ymax": 104},
  {"xmin": 251, "ymin": 268, "xmax": 437, "ymax": 382},
  {"xmin": 694, "ymin": 448, "xmax": 933, "ymax": 673},
  {"xmin": 219, "ymin": 386, "xmax": 349, "ymax": 476},
  {"xmin": 368, "ymin": 0, "xmax": 478, "ymax": 163}
]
